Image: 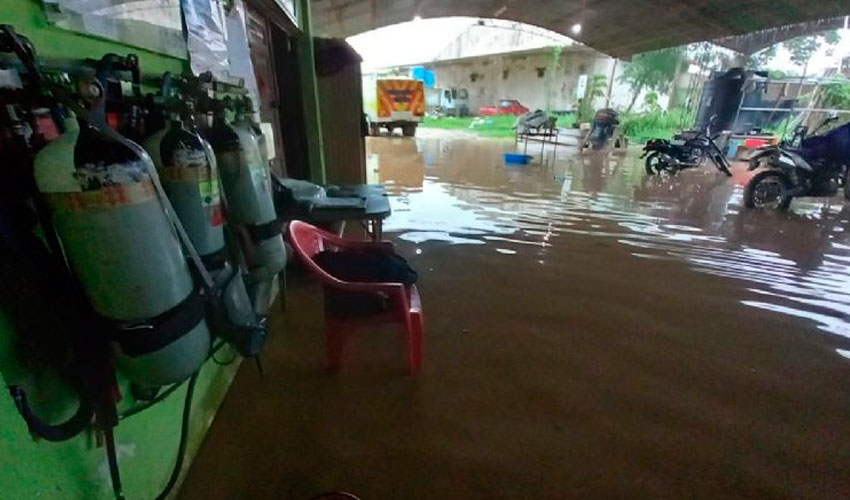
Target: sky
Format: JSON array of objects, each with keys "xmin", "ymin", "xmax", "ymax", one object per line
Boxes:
[
  {"xmin": 347, "ymin": 17, "xmax": 850, "ymax": 76},
  {"xmin": 347, "ymin": 18, "xmax": 478, "ymax": 71}
]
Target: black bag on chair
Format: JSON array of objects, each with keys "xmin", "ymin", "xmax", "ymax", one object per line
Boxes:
[{"xmin": 314, "ymin": 248, "xmax": 418, "ymax": 317}]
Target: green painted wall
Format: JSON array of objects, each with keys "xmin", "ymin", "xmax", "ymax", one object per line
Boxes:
[
  {"xmin": 0, "ymin": 346, "xmax": 241, "ymax": 499},
  {"xmin": 1, "ymin": 0, "xmax": 186, "ymax": 76},
  {"xmin": 0, "ymin": 2, "xmax": 242, "ymax": 499},
  {"xmin": 297, "ymin": 0, "xmax": 326, "ymax": 184}
]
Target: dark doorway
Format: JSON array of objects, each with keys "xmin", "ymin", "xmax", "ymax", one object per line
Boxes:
[{"xmin": 271, "ymin": 28, "xmax": 310, "ymax": 181}]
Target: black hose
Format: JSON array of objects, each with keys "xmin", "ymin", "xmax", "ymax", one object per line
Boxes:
[
  {"xmin": 8, "ymin": 385, "xmax": 95, "ymax": 442},
  {"xmin": 104, "ymin": 426, "xmax": 126, "ymax": 500},
  {"xmin": 106, "ymin": 371, "xmax": 199, "ymax": 500},
  {"xmin": 153, "ymin": 371, "xmax": 199, "ymax": 500}
]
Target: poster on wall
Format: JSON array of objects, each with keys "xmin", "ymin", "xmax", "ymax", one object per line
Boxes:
[
  {"xmin": 43, "ymin": 0, "xmax": 186, "ymax": 58},
  {"xmin": 223, "ymin": 1, "xmax": 261, "ymax": 106},
  {"xmin": 181, "ymin": 0, "xmax": 260, "ymax": 107},
  {"xmin": 182, "ymin": 0, "xmax": 259, "ymax": 102},
  {"xmin": 182, "ymin": 0, "xmax": 229, "ymax": 78}
]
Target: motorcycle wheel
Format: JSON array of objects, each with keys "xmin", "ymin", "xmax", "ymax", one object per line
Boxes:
[
  {"xmin": 645, "ymin": 152, "xmax": 674, "ymax": 176},
  {"xmin": 744, "ymin": 170, "xmax": 792, "ymax": 210}
]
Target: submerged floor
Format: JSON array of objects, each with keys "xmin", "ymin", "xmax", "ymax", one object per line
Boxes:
[{"xmin": 180, "ymin": 130, "xmax": 850, "ymax": 499}]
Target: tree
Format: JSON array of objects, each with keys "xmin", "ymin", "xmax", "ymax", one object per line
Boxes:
[
  {"xmin": 744, "ymin": 45, "xmax": 777, "ymax": 69},
  {"xmin": 544, "ymin": 46, "xmax": 564, "ymax": 114},
  {"xmin": 577, "ymin": 74, "xmax": 607, "ymax": 123},
  {"xmin": 619, "ymin": 47, "xmax": 685, "ymax": 113},
  {"xmin": 783, "ymin": 31, "xmax": 841, "ymax": 77},
  {"xmin": 820, "ymin": 77, "xmax": 850, "ymax": 109},
  {"xmin": 643, "ymin": 91, "xmax": 661, "ymax": 113}
]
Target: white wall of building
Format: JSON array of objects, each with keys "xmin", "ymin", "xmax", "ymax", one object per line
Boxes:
[
  {"xmin": 361, "ymin": 19, "xmax": 701, "ymax": 116},
  {"xmin": 434, "ymin": 20, "xmax": 574, "ymax": 61},
  {"xmin": 395, "ymin": 47, "xmax": 684, "ymax": 114}
]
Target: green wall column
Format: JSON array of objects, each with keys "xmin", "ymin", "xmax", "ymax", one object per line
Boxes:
[{"xmin": 297, "ymin": 0, "xmax": 326, "ymax": 184}]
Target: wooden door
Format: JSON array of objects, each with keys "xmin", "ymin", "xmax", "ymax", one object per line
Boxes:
[{"xmin": 244, "ymin": 4, "xmax": 286, "ymax": 175}]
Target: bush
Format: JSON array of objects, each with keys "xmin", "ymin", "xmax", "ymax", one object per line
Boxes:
[
  {"xmin": 620, "ymin": 107, "xmax": 694, "ymax": 144},
  {"xmin": 821, "ymin": 78, "xmax": 850, "ymax": 110}
]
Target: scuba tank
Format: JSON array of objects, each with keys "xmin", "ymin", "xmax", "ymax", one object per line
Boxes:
[
  {"xmin": 1, "ymin": 111, "xmax": 84, "ymax": 427},
  {"xmin": 33, "ymin": 90, "xmax": 211, "ymax": 388},
  {"xmin": 144, "ymin": 104, "xmax": 225, "ymax": 268},
  {"xmin": 144, "ymin": 97, "xmax": 267, "ymax": 357},
  {"xmin": 207, "ymin": 100, "xmax": 286, "ymax": 314}
]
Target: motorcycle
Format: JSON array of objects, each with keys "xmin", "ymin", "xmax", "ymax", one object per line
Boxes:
[
  {"xmin": 745, "ymin": 117, "xmax": 850, "ymax": 210},
  {"xmin": 642, "ymin": 117, "xmax": 732, "ymax": 177}
]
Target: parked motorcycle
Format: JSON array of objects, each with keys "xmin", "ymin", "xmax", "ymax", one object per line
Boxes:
[
  {"xmin": 745, "ymin": 117, "xmax": 850, "ymax": 210},
  {"xmin": 642, "ymin": 117, "xmax": 732, "ymax": 176}
]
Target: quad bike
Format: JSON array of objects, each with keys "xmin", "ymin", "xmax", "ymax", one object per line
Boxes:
[{"xmin": 745, "ymin": 117, "xmax": 850, "ymax": 210}]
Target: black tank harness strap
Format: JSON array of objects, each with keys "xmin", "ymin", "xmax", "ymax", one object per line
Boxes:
[
  {"xmin": 106, "ymin": 288, "xmax": 206, "ymax": 357},
  {"xmin": 246, "ymin": 219, "xmax": 281, "ymax": 245},
  {"xmin": 200, "ymin": 246, "xmax": 227, "ymax": 271}
]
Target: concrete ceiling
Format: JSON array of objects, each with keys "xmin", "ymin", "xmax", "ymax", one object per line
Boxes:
[{"xmin": 309, "ymin": 0, "xmax": 850, "ymax": 58}]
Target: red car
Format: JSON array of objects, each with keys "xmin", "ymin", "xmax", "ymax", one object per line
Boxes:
[{"xmin": 478, "ymin": 99, "xmax": 530, "ymax": 116}]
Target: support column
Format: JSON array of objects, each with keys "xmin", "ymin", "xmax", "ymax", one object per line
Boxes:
[
  {"xmin": 297, "ymin": 0, "xmax": 326, "ymax": 184},
  {"xmin": 605, "ymin": 59, "xmax": 618, "ymax": 108}
]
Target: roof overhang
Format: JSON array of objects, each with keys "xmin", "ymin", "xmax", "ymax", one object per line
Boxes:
[{"xmin": 310, "ymin": 0, "xmax": 850, "ymax": 58}]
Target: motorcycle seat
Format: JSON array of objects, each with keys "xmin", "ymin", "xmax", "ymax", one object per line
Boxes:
[{"xmin": 670, "ymin": 140, "xmax": 687, "ymax": 147}]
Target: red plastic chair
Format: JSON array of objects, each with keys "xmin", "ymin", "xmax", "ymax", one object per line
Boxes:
[{"xmin": 287, "ymin": 221, "xmax": 423, "ymax": 375}]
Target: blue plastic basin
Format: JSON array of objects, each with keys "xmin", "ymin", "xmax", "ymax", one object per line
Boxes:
[{"xmin": 504, "ymin": 153, "xmax": 532, "ymax": 165}]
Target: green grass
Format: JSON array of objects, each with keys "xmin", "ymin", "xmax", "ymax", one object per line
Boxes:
[
  {"xmin": 422, "ymin": 114, "xmax": 576, "ymax": 138},
  {"xmin": 422, "ymin": 115, "xmax": 519, "ymax": 138},
  {"xmin": 424, "ymin": 110, "xmax": 698, "ymax": 144}
]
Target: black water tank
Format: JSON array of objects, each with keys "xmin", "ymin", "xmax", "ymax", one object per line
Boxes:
[{"xmin": 695, "ymin": 68, "xmax": 749, "ymax": 133}]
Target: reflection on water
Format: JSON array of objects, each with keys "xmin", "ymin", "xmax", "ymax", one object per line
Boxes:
[{"xmin": 368, "ymin": 130, "xmax": 850, "ymax": 345}]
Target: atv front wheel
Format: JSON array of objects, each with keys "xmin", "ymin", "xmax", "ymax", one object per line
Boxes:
[{"xmin": 744, "ymin": 170, "xmax": 792, "ymax": 210}]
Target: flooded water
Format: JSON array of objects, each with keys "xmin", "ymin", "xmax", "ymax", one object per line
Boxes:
[
  {"xmin": 182, "ymin": 129, "xmax": 850, "ymax": 500},
  {"xmin": 370, "ymin": 130, "xmax": 850, "ymax": 344}
]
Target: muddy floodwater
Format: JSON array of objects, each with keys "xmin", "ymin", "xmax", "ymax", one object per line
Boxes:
[{"xmin": 182, "ymin": 129, "xmax": 850, "ymax": 499}]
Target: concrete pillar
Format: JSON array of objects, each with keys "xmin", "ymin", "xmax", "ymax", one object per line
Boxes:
[
  {"xmin": 605, "ymin": 59, "xmax": 617, "ymax": 108},
  {"xmin": 298, "ymin": 0, "xmax": 326, "ymax": 184}
]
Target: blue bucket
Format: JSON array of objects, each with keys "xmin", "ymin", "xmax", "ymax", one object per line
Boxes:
[{"xmin": 504, "ymin": 153, "xmax": 532, "ymax": 165}]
